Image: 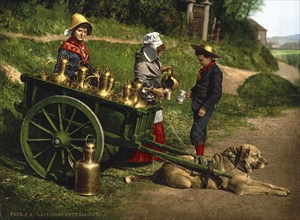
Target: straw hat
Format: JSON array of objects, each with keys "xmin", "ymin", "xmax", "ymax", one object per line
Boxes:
[
  {"xmin": 69, "ymin": 13, "xmax": 93, "ymax": 35},
  {"xmin": 191, "ymin": 44, "xmax": 221, "ymax": 58}
]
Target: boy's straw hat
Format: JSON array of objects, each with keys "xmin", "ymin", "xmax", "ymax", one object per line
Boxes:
[{"xmin": 191, "ymin": 44, "xmax": 221, "ymax": 58}]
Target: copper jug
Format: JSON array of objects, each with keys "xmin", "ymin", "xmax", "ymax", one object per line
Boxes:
[
  {"xmin": 51, "ymin": 58, "xmax": 70, "ymax": 86},
  {"xmin": 75, "ymin": 135, "xmax": 100, "ymax": 196}
]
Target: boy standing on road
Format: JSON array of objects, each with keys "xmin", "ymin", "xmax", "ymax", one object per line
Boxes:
[{"xmin": 188, "ymin": 44, "xmax": 222, "ymax": 156}]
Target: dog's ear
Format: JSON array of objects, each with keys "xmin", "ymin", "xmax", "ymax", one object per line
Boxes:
[{"xmin": 239, "ymin": 145, "xmax": 250, "ymax": 160}]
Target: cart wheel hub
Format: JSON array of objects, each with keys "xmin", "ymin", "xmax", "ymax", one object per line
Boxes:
[{"xmin": 52, "ymin": 132, "xmax": 70, "ymax": 148}]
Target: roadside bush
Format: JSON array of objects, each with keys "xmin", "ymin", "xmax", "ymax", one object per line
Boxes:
[
  {"xmin": 237, "ymin": 73, "xmax": 298, "ymax": 107},
  {"xmin": 0, "ymin": 72, "xmax": 23, "ymax": 145}
]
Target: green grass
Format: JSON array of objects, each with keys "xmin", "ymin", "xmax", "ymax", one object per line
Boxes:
[
  {"xmin": 271, "ymin": 49, "xmax": 300, "ymax": 71},
  {"xmin": 271, "ymin": 50, "xmax": 300, "ymax": 56},
  {"xmin": 0, "ymin": 143, "xmax": 162, "ymax": 218}
]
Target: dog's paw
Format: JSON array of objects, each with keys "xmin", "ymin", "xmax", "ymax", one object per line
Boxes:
[
  {"xmin": 276, "ymin": 188, "xmax": 290, "ymax": 196},
  {"xmin": 283, "ymin": 188, "xmax": 290, "ymax": 195},
  {"xmin": 277, "ymin": 187, "xmax": 290, "ymax": 195}
]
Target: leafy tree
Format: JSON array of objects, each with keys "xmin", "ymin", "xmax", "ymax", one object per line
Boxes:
[
  {"xmin": 209, "ymin": 0, "xmax": 263, "ymax": 42},
  {"xmin": 224, "ymin": 0, "xmax": 263, "ymax": 20}
]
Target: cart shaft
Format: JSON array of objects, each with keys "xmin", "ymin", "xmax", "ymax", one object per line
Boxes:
[{"xmin": 140, "ymin": 140, "xmax": 233, "ymax": 179}]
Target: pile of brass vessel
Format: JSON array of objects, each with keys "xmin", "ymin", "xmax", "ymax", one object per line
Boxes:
[
  {"xmin": 116, "ymin": 80, "xmax": 147, "ymax": 108},
  {"xmin": 41, "ymin": 58, "xmax": 185, "ymax": 108}
]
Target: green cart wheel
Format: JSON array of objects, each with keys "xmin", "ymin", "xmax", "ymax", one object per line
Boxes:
[{"xmin": 20, "ymin": 95, "xmax": 104, "ymax": 181}]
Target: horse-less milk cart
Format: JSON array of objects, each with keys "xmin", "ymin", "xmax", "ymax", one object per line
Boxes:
[{"xmin": 15, "ymin": 68, "xmax": 232, "ymax": 182}]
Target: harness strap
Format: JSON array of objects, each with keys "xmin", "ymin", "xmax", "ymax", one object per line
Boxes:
[
  {"xmin": 201, "ymin": 160, "xmax": 213, "ymax": 188},
  {"xmin": 221, "ymin": 147, "xmax": 248, "ymax": 173}
]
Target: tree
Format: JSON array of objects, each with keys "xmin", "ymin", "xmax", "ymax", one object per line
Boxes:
[
  {"xmin": 224, "ymin": 0, "xmax": 263, "ymax": 20},
  {"xmin": 209, "ymin": 0, "xmax": 264, "ymax": 42}
]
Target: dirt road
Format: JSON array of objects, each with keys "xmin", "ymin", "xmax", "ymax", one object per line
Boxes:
[{"xmin": 119, "ymin": 109, "xmax": 300, "ymax": 220}]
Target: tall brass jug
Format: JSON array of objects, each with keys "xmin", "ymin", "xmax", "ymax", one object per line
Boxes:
[
  {"xmin": 75, "ymin": 135, "xmax": 100, "ymax": 196},
  {"xmin": 121, "ymin": 81, "xmax": 136, "ymax": 107},
  {"xmin": 51, "ymin": 58, "xmax": 70, "ymax": 86},
  {"xmin": 72, "ymin": 66, "xmax": 91, "ymax": 91},
  {"xmin": 132, "ymin": 82, "xmax": 147, "ymax": 108},
  {"xmin": 94, "ymin": 67, "xmax": 115, "ymax": 98}
]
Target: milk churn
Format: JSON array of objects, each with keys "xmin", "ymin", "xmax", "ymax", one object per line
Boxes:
[{"xmin": 75, "ymin": 135, "xmax": 100, "ymax": 196}]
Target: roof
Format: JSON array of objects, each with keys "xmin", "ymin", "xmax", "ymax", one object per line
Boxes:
[{"xmin": 248, "ymin": 18, "xmax": 267, "ymax": 31}]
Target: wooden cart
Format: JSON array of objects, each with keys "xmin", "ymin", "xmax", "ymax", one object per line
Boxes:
[{"xmin": 15, "ymin": 74, "xmax": 232, "ymax": 181}]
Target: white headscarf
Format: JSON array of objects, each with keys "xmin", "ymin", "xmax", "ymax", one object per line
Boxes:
[
  {"xmin": 142, "ymin": 32, "xmax": 164, "ymax": 62},
  {"xmin": 64, "ymin": 29, "xmax": 73, "ymax": 36}
]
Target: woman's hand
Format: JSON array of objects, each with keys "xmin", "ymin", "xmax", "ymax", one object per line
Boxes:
[
  {"xmin": 186, "ymin": 91, "xmax": 192, "ymax": 99},
  {"xmin": 161, "ymin": 66, "xmax": 172, "ymax": 73},
  {"xmin": 152, "ymin": 88, "xmax": 165, "ymax": 97}
]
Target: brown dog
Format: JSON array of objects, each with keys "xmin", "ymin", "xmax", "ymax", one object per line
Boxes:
[{"xmin": 125, "ymin": 144, "xmax": 290, "ymax": 196}]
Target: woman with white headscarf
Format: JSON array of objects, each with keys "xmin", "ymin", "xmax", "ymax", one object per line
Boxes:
[
  {"xmin": 54, "ymin": 13, "xmax": 94, "ymax": 80},
  {"xmin": 126, "ymin": 32, "xmax": 169, "ymax": 163}
]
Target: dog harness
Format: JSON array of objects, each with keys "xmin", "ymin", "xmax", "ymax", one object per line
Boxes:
[{"xmin": 221, "ymin": 147, "xmax": 249, "ymax": 173}]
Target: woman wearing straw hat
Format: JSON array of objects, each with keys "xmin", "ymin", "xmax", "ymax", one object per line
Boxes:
[
  {"xmin": 54, "ymin": 13, "xmax": 94, "ymax": 80},
  {"xmin": 188, "ymin": 44, "xmax": 223, "ymax": 156}
]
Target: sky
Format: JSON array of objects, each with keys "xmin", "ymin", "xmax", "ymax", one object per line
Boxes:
[{"xmin": 251, "ymin": 0, "xmax": 300, "ymax": 37}]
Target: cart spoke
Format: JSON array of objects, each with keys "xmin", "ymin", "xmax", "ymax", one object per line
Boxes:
[
  {"xmin": 31, "ymin": 121, "xmax": 54, "ymax": 135},
  {"xmin": 70, "ymin": 143, "xmax": 83, "ymax": 152},
  {"xmin": 65, "ymin": 108, "xmax": 77, "ymax": 132},
  {"xmin": 57, "ymin": 103, "xmax": 64, "ymax": 131},
  {"xmin": 42, "ymin": 108, "xmax": 58, "ymax": 132},
  {"xmin": 69, "ymin": 121, "xmax": 90, "ymax": 135},
  {"xmin": 104, "ymin": 145, "xmax": 114, "ymax": 157},
  {"xmin": 33, "ymin": 145, "xmax": 52, "ymax": 159},
  {"xmin": 67, "ymin": 148, "xmax": 77, "ymax": 169},
  {"xmin": 69, "ymin": 138, "xmax": 86, "ymax": 142},
  {"xmin": 28, "ymin": 138, "xmax": 52, "ymax": 142},
  {"xmin": 61, "ymin": 149, "xmax": 66, "ymax": 166},
  {"xmin": 61, "ymin": 149, "xmax": 69, "ymax": 175},
  {"xmin": 46, "ymin": 151, "xmax": 57, "ymax": 173}
]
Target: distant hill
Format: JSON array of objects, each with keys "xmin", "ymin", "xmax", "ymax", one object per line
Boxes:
[{"xmin": 268, "ymin": 34, "xmax": 300, "ymax": 49}]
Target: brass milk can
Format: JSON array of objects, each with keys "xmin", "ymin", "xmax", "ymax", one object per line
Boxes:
[
  {"xmin": 75, "ymin": 136, "xmax": 100, "ymax": 196},
  {"xmin": 51, "ymin": 58, "xmax": 70, "ymax": 86}
]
